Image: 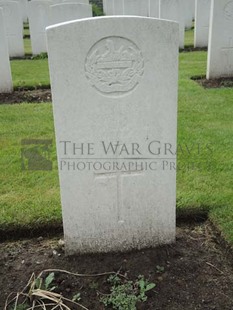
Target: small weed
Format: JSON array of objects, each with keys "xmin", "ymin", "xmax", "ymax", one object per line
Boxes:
[
  {"xmin": 11, "ymin": 305, "xmax": 29, "ymax": 310},
  {"xmin": 137, "ymin": 275, "xmax": 156, "ymax": 301},
  {"xmin": 5, "ymin": 271, "xmax": 87, "ymax": 310},
  {"xmin": 72, "ymin": 292, "xmax": 81, "ymax": 301},
  {"xmin": 34, "ymin": 272, "xmax": 56, "ymax": 291},
  {"xmin": 4, "ymin": 269, "xmax": 126, "ymax": 310},
  {"xmin": 156, "ymin": 265, "xmax": 165, "ymax": 273},
  {"xmin": 31, "ymin": 52, "xmax": 48, "ymax": 60},
  {"xmin": 100, "ymin": 275, "xmax": 155, "ymax": 310},
  {"xmin": 89, "ymin": 281, "xmax": 99, "ymax": 290}
]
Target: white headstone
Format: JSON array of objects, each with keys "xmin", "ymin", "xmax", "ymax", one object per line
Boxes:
[
  {"xmin": 49, "ymin": 3, "xmax": 92, "ymax": 25},
  {"xmin": 46, "ymin": 16, "xmax": 178, "ymax": 254},
  {"xmin": 159, "ymin": 0, "xmax": 185, "ymax": 49},
  {"xmin": 52, "ymin": 0, "xmax": 89, "ymax": 3},
  {"xmin": 28, "ymin": 0, "xmax": 51, "ymax": 55},
  {"xmin": 123, "ymin": 0, "xmax": 149, "ymax": 16},
  {"xmin": 0, "ymin": 8, "xmax": 13, "ymax": 93},
  {"xmin": 149, "ymin": 0, "xmax": 159, "ymax": 17},
  {"xmin": 104, "ymin": 0, "xmax": 123, "ymax": 15},
  {"xmin": 104, "ymin": 0, "xmax": 150, "ymax": 16},
  {"xmin": 19, "ymin": 0, "xmax": 28, "ymax": 22},
  {"xmin": 103, "ymin": 0, "xmax": 114, "ymax": 15},
  {"xmin": 0, "ymin": 0, "xmax": 24, "ymax": 57},
  {"xmin": 194, "ymin": 0, "xmax": 211, "ymax": 47},
  {"xmin": 191, "ymin": 0, "xmax": 195, "ymax": 18},
  {"xmin": 182, "ymin": 0, "xmax": 193, "ymax": 29},
  {"xmin": 114, "ymin": 0, "xmax": 124, "ymax": 14},
  {"xmin": 207, "ymin": 0, "xmax": 233, "ymax": 78},
  {"xmin": 14, "ymin": 0, "xmax": 28, "ymax": 23},
  {"xmin": 103, "ymin": 0, "xmax": 107, "ymax": 13}
]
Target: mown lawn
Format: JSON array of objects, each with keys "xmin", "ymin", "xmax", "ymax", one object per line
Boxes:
[
  {"xmin": 0, "ymin": 31, "xmax": 233, "ymax": 245},
  {"xmin": 0, "ymin": 104, "xmax": 61, "ymax": 229},
  {"xmin": 11, "ymin": 59, "xmax": 50, "ymax": 89},
  {"xmin": 184, "ymin": 27, "xmax": 194, "ymax": 47}
]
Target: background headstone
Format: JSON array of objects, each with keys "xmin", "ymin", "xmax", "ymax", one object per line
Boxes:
[
  {"xmin": 15, "ymin": 0, "xmax": 28, "ymax": 23},
  {"xmin": 28, "ymin": 0, "xmax": 51, "ymax": 55},
  {"xmin": 159, "ymin": 0, "xmax": 185, "ymax": 49},
  {"xmin": 114, "ymin": 0, "xmax": 124, "ymax": 14},
  {"xmin": 0, "ymin": 0, "xmax": 24, "ymax": 57},
  {"xmin": 207, "ymin": 0, "xmax": 233, "ymax": 78},
  {"xmin": 123, "ymin": 0, "xmax": 149, "ymax": 16},
  {"xmin": 183, "ymin": 0, "xmax": 193, "ymax": 29},
  {"xmin": 46, "ymin": 16, "xmax": 178, "ymax": 254},
  {"xmin": 52, "ymin": 0, "xmax": 90, "ymax": 3},
  {"xmin": 49, "ymin": 3, "xmax": 92, "ymax": 25},
  {"xmin": 149, "ymin": 0, "xmax": 159, "ymax": 17},
  {"xmin": 103, "ymin": 0, "xmax": 114, "ymax": 15},
  {"xmin": 0, "ymin": 8, "xmax": 13, "ymax": 93},
  {"xmin": 194, "ymin": 0, "xmax": 211, "ymax": 47},
  {"xmin": 191, "ymin": 0, "xmax": 195, "ymax": 18},
  {"xmin": 102, "ymin": 0, "xmax": 106, "ymax": 13},
  {"xmin": 19, "ymin": 0, "xmax": 28, "ymax": 22}
]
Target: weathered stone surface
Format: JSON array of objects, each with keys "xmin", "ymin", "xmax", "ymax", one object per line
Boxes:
[
  {"xmin": 49, "ymin": 3, "xmax": 92, "ymax": 25},
  {"xmin": 160, "ymin": 0, "xmax": 185, "ymax": 48},
  {"xmin": 46, "ymin": 16, "xmax": 178, "ymax": 254},
  {"xmin": 123, "ymin": 0, "xmax": 149, "ymax": 16},
  {"xmin": 194, "ymin": 0, "xmax": 211, "ymax": 47},
  {"xmin": 0, "ymin": 0, "xmax": 24, "ymax": 57},
  {"xmin": 149, "ymin": 0, "xmax": 159, "ymax": 18},
  {"xmin": 28, "ymin": 0, "xmax": 51, "ymax": 55},
  {"xmin": 207, "ymin": 0, "xmax": 233, "ymax": 78},
  {"xmin": 0, "ymin": 8, "xmax": 13, "ymax": 93}
]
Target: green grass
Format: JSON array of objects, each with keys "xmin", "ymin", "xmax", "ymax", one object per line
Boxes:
[
  {"xmin": 185, "ymin": 28, "xmax": 194, "ymax": 47},
  {"xmin": 24, "ymin": 38, "xmax": 32, "ymax": 55},
  {"xmin": 0, "ymin": 104, "xmax": 61, "ymax": 230},
  {"xmin": 11, "ymin": 59, "xmax": 50, "ymax": 88},
  {"xmin": 24, "ymin": 26, "xmax": 30, "ymax": 37},
  {"xmin": 177, "ymin": 51, "xmax": 233, "ymax": 243},
  {"xmin": 1, "ymin": 49, "xmax": 233, "ymax": 246}
]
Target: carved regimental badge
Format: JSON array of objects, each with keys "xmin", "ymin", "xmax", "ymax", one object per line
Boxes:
[
  {"xmin": 85, "ymin": 37, "xmax": 144, "ymax": 96},
  {"xmin": 224, "ymin": 1, "xmax": 233, "ymax": 20}
]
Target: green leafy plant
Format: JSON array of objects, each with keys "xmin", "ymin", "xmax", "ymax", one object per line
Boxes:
[
  {"xmin": 5, "ymin": 268, "xmax": 124, "ymax": 310},
  {"xmin": 136, "ymin": 275, "xmax": 156, "ymax": 302},
  {"xmin": 92, "ymin": 3, "xmax": 103, "ymax": 16},
  {"xmin": 5, "ymin": 271, "xmax": 88, "ymax": 310},
  {"xmin": 156, "ymin": 265, "xmax": 165, "ymax": 273},
  {"xmin": 89, "ymin": 281, "xmax": 99, "ymax": 290},
  {"xmin": 11, "ymin": 305, "xmax": 29, "ymax": 310},
  {"xmin": 34, "ymin": 272, "xmax": 56, "ymax": 291},
  {"xmin": 100, "ymin": 275, "xmax": 155, "ymax": 310},
  {"xmin": 72, "ymin": 292, "xmax": 81, "ymax": 302},
  {"xmin": 31, "ymin": 52, "xmax": 48, "ymax": 60}
]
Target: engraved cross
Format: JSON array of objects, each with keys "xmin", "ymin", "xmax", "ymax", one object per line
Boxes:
[{"xmin": 95, "ymin": 169, "xmax": 143, "ymax": 223}]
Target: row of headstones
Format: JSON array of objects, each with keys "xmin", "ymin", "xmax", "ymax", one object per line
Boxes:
[
  {"xmin": 0, "ymin": 0, "xmax": 92, "ymax": 58},
  {"xmin": 1, "ymin": 0, "xmax": 232, "ymax": 93},
  {"xmin": 0, "ymin": 0, "xmax": 93, "ymax": 93},
  {"xmin": 103, "ymin": 0, "xmax": 213, "ymax": 49},
  {"xmin": 29, "ymin": 0, "xmax": 93, "ymax": 55},
  {"xmin": 0, "ymin": 0, "xmax": 216, "ymax": 60},
  {"xmin": 45, "ymin": 0, "xmax": 232, "ymax": 255},
  {"xmin": 103, "ymin": 0, "xmax": 233, "ymax": 78}
]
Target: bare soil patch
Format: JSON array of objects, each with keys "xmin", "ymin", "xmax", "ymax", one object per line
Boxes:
[
  {"xmin": 192, "ymin": 76, "xmax": 233, "ymax": 88},
  {"xmin": 181, "ymin": 46, "xmax": 207, "ymax": 52},
  {"xmin": 0, "ymin": 222, "xmax": 233, "ymax": 309},
  {"xmin": 0, "ymin": 89, "xmax": 51, "ymax": 104}
]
